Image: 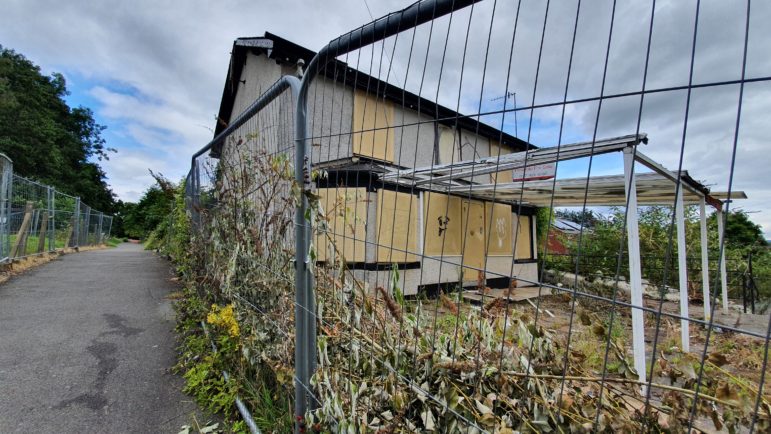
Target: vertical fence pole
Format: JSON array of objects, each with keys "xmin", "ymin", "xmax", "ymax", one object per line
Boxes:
[
  {"xmin": 699, "ymin": 198, "xmax": 711, "ymax": 320},
  {"xmin": 0, "ymin": 155, "xmax": 11, "ymax": 263},
  {"xmin": 742, "ymin": 273, "xmax": 748, "ymax": 313},
  {"xmin": 48, "ymin": 186, "xmax": 54, "ymax": 252},
  {"xmin": 192, "ymin": 164, "xmax": 200, "ymax": 227},
  {"xmin": 623, "ymin": 148, "xmax": 646, "ymax": 385},
  {"xmin": 675, "ymin": 186, "xmax": 690, "ymax": 352},
  {"xmin": 6, "ymin": 169, "xmax": 11, "ymax": 259},
  {"xmin": 106, "ymin": 216, "xmax": 113, "ymax": 239},
  {"xmin": 747, "ymin": 252, "xmax": 758, "ymax": 315},
  {"xmin": 294, "ymin": 78, "xmax": 311, "ymax": 432},
  {"xmin": 716, "ymin": 209, "xmax": 729, "ymax": 313},
  {"xmin": 74, "ymin": 197, "xmax": 81, "ymax": 249},
  {"xmin": 30, "ymin": 208, "xmax": 39, "ymax": 252},
  {"xmin": 98, "ymin": 212, "xmax": 104, "ymax": 244},
  {"xmin": 84, "ymin": 207, "xmax": 90, "ymax": 246},
  {"xmin": 36, "ymin": 211, "xmax": 49, "ymax": 253}
]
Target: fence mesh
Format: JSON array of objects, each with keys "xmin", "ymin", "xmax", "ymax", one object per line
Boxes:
[
  {"xmin": 0, "ymin": 154, "xmax": 12, "ymax": 261},
  {"xmin": 185, "ymin": 80, "xmax": 301, "ymax": 424},
  {"xmin": 0, "ymin": 155, "xmax": 113, "ymax": 262},
  {"xmin": 185, "ymin": 0, "xmax": 770, "ymax": 432}
]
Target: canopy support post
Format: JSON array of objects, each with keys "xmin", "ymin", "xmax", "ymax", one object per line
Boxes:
[
  {"xmin": 675, "ymin": 186, "xmax": 690, "ymax": 352},
  {"xmin": 699, "ymin": 198, "xmax": 711, "ymax": 320},
  {"xmin": 623, "ymin": 148, "xmax": 646, "ymax": 385},
  {"xmin": 717, "ymin": 209, "xmax": 729, "ymax": 314}
]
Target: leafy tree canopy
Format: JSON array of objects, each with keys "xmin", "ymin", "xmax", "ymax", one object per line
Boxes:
[
  {"xmin": 0, "ymin": 46, "xmax": 116, "ymax": 210},
  {"xmin": 120, "ymin": 171, "xmax": 177, "ymax": 239},
  {"xmin": 720, "ymin": 210, "xmax": 766, "ymax": 251}
]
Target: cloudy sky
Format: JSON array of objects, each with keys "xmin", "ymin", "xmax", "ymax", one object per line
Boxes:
[{"xmin": 2, "ymin": 0, "xmax": 770, "ymax": 236}]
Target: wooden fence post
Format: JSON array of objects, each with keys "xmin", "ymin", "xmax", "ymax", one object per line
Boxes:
[
  {"xmin": 10, "ymin": 201, "xmax": 34, "ymax": 258},
  {"xmin": 36, "ymin": 211, "xmax": 49, "ymax": 253},
  {"xmin": 66, "ymin": 215, "xmax": 77, "ymax": 249}
]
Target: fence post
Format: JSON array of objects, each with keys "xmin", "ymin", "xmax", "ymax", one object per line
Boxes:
[
  {"xmin": 98, "ymin": 212, "xmax": 104, "ymax": 244},
  {"xmin": 48, "ymin": 186, "xmax": 54, "ymax": 252},
  {"xmin": 11, "ymin": 201, "xmax": 34, "ymax": 258},
  {"xmin": 748, "ymin": 253, "xmax": 755, "ymax": 314},
  {"xmin": 193, "ymin": 164, "xmax": 201, "ymax": 227},
  {"xmin": 106, "ymin": 216, "xmax": 113, "ymax": 239},
  {"xmin": 294, "ymin": 76, "xmax": 313, "ymax": 431},
  {"xmin": 74, "ymin": 197, "xmax": 81, "ymax": 249},
  {"xmin": 83, "ymin": 207, "xmax": 91, "ymax": 246},
  {"xmin": 0, "ymin": 155, "xmax": 12, "ymax": 263},
  {"xmin": 36, "ymin": 211, "xmax": 49, "ymax": 253}
]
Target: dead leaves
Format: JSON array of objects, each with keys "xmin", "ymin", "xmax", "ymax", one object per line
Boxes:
[
  {"xmin": 707, "ymin": 352, "xmax": 729, "ymax": 368},
  {"xmin": 715, "ymin": 381, "xmax": 741, "ymax": 404}
]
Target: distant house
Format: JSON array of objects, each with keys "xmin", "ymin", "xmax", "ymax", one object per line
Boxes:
[
  {"xmin": 212, "ymin": 33, "xmax": 540, "ymax": 295},
  {"xmin": 545, "ymin": 218, "xmax": 589, "ymax": 256}
]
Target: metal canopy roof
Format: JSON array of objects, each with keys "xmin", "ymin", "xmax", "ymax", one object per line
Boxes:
[
  {"xmin": 444, "ymin": 172, "xmax": 746, "ymax": 207},
  {"xmin": 377, "ymin": 133, "xmax": 745, "ymax": 209},
  {"xmin": 380, "ymin": 134, "xmax": 646, "ymax": 187}
]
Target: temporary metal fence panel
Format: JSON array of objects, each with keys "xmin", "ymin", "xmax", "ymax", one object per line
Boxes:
[
  {"xmin": 0, "ymin": 154, "xmax": 12, "ymax": 262},
  {"xmin": 299, "ymin": 0, "xmax": 770, "ymax": 432},
  {"xmin": 53, "ymin": 190, "xmax": 79, "ymax": 249},
  {"xmin": 0, "ymin": 157, "xmax": 114, "ymax": 262},
  {"xmin": 184, "ymin": 76, "xmax": 305, "ymax": 431},
  {"xmin": 102, "ymin": 215, "xmax": 113, "ymax": 242},
  {"xmin": 184, "ymin": 0, "xmax": 770, "ymax": 432},
  {"xmin": 9, "ymin": 175, "xmax": 53, "ymax": 259}
]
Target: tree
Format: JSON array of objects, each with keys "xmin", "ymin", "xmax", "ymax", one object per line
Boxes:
[
  {"xmin": 120, "ymin": 172, "xmax": 177, "ymax": 239},
  {"xmin": 721, "ymin": 210, "xmax": 766, "ymax": 252},
  {"xmin": 0, "ymin": 46, "xmax": 116, "ymax": 210}
]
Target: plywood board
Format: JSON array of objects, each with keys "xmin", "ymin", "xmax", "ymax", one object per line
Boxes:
[
  {"xmin": 316, "ymin": 187, "xmax": 367, "ymax": 263},
  {"xmin": 422, "ymin": 192, "xmax": 462, "ymax": 256},
  {"xmin": 461, "ymin": 199, "xmax": 486, "ymax": 276},
  {"xmin": 514, "ymin": 215, "xmax": 532, "ymax": 260},
  {"xmin": 438, "ymin": 126, "xmax": 461, "ymax": 164},
  {"xmin": 376, "ymin": 189, "xmax": 419, "ymax": 263},
  {"xmin": 352, "ymin": 90, "xmax": 394, "ymax": 162},
  {"xmin": 484, "ymin": 202, "xmax": 513, "ymax": 256}
]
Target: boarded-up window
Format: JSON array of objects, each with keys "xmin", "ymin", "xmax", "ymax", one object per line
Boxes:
[
  {"xmin": 514, "ymin": 215, "xmax": 533, "ymax": 260},
  {"xmin": 422, "ymin": 192, "xmax": 462, "ymax": 256},
  {"xmin": 461, "ymin": 199, "xmax": 486, "ymax": 275},
  {"xmin": 485, "ymin": 202, "xmax": 513, "ymax": 256},
  {"xmin": 352, "ymin": 90, "xmax": 394, "ymax": 162},
  {"xmin": 438, "ymin": 126, "xmax": 461, "ymax": 164},
  {"xmin": 376, "ymin": 190, "xmax": 419, "ymax": 262},
  {"xmin": 489, "ymin": 141, "xmax": 514, "ymax": 184},
  {"xmin": 316, "ymin": 187, "xmax": 367, "ymax": 263}
]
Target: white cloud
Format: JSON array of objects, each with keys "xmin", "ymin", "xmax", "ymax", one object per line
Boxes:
[
  {"xmin": 0, "ymin": 0, "xmax": 399, "ymax": 198},
  {"xmin": 1, "ymin": 0, "xmax": 770, "ymax": 238}
]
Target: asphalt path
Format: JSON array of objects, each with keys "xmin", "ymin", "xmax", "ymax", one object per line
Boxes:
[{"xmin": 0, "ymin": 243, "xmax": 200, "ymax": 433}]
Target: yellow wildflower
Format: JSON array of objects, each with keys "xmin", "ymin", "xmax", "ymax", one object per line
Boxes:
[{"xmin": 206, "ymin": 303, "xmax": 240, "ymax": 337}]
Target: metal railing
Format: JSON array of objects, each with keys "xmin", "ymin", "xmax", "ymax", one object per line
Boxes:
[
  {"xmin": 0, "ymin": 153, "xmax": 113, "ymax": 263},
  {"xmin": 184, "ymin": 0, "xmax": 771, "ymax": 432}
]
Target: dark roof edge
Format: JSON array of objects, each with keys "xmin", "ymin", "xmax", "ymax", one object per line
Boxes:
[{"xmin": 213, "ymin": 32, "xmax": 534, "ymax": 152}]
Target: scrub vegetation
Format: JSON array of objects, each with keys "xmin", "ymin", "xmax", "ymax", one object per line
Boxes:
[
  {"xmin": 142, "ymin": 146, "xmax": 771, "ymax": 433},
  {"xmin": 545, "ymin": 207, "xmax": 770, "ymax": 311}
]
